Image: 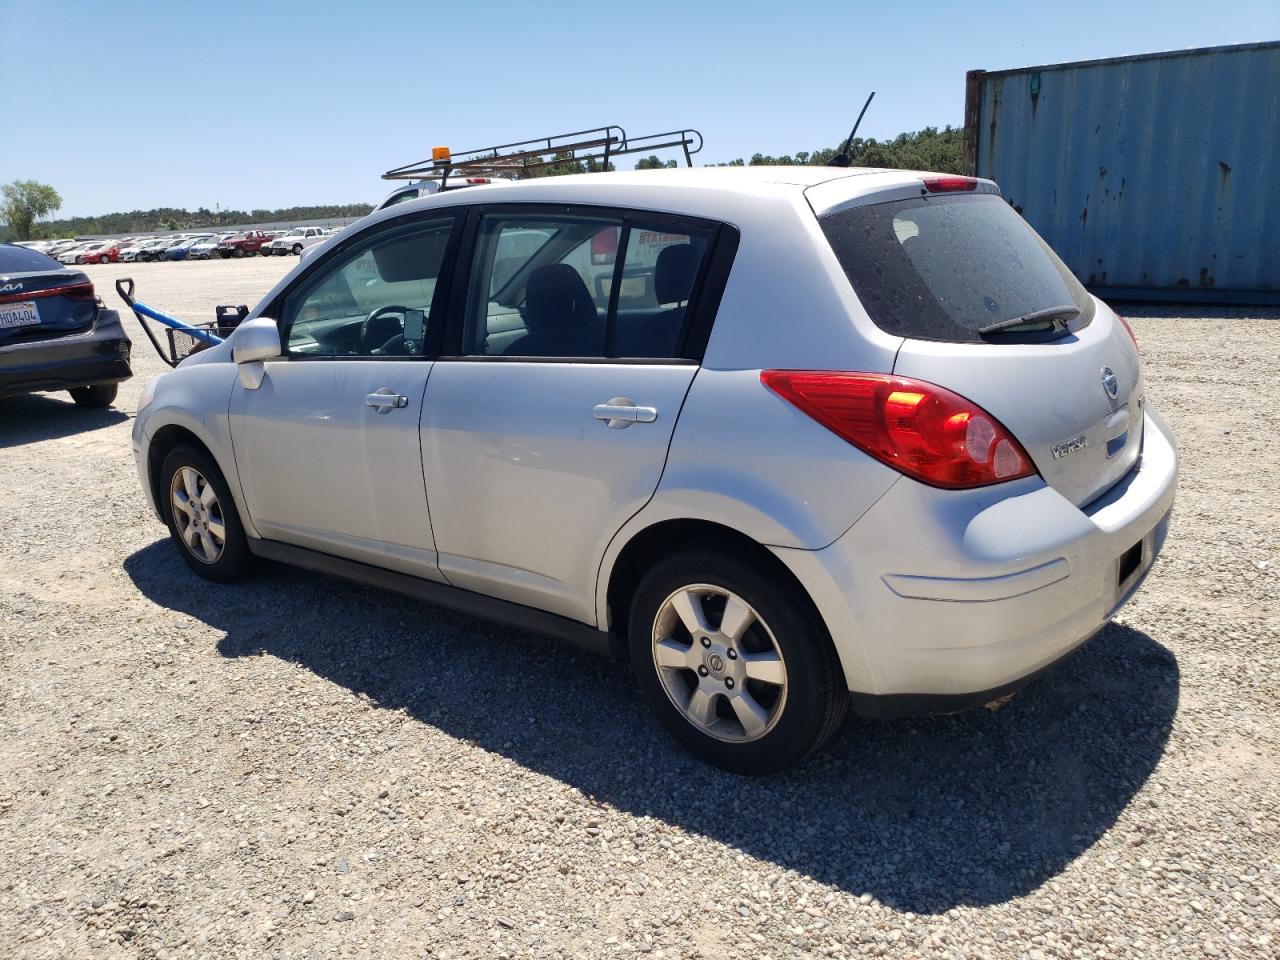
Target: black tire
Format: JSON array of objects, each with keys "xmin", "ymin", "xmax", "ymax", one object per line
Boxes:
[
  {"xmin": 68, "ymin": 383, "xmax": 118, "ymax": 408},
  {"xmin": 291, "ymin": 243, "xmax": 303, "ymax": 255},
  {"xmin": 159, "ymin": 444, "xmax": 252, "ymax": 582},
  {"xmin": 628, "ymin": 548, "xmax": 848, "ymax": 775},
  {"xmin": 232, "ymin": 247, "xmax": 244, "ymax": 258}
]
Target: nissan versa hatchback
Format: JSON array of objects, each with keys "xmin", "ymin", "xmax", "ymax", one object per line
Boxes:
[{"xmin": 131, "ymin": 167, "xmax": 1176, "ymax": 774}]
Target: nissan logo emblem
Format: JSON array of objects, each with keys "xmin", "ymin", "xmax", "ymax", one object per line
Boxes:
[{"xmin": 1101, "ymin": 366, "xmax": 1119, "ymax": 401}]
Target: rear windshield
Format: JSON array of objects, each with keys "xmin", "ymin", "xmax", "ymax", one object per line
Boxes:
[
  {"xmin": 0, "ymin": 243, "xmax": 62, "ymax": 273},
  {"xmin": 820, "ymin": 194, "xmax": 1092, "ymax": 343}
]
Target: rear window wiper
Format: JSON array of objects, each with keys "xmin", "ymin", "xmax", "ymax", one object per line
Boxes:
[{"xmin": 979, "ymin": 304, "xmax": 1079, "ymax": 335}]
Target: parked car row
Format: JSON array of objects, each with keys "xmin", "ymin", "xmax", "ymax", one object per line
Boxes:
[{"xmin": 13, "ymin": 227, "xmax": 342, "ymax": 264}]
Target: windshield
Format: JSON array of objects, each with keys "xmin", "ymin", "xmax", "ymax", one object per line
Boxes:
[{"xmin": 820, "ymin": 194, "xmax": 1093, "ymax": 343}]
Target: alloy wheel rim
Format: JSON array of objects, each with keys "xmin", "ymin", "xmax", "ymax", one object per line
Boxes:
[
  {"xmin": 169, "ymin": 466, "xmax": 226, "ymax": 564},
  {"xmin": 651, "ymin": 584, "xmax": 788, "ymax": 743}
]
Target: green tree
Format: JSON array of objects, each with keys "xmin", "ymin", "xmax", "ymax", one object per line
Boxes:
[
  {"xmin": 635, "ymin": 155, "xmax": 677, "ymax": 170},
  {"xmin": 1, "ymin": 179, "xmax": 62, "ymax": 240}
]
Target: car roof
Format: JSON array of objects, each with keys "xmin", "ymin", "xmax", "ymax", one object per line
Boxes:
[{"xmin": 365, "ymin": 165, "xmax": 943, "ymax": 228}]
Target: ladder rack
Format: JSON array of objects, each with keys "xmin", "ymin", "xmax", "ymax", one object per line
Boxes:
[{"xmin": 382, "ymin": 126, "xmax": 703, "ymax": 187}]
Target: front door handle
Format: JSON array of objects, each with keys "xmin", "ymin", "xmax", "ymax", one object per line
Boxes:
[
  {"xmin": 366, "ymin": 388, "xmax": 409, "ymax": 413},
  {"xmin": 593, "ymin": 397, "xmax": 658, "ymax": 429}
]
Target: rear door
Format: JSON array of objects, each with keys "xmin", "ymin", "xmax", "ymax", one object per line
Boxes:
[
  {"xmin": 421, "ymin": 206, "xmax": 727, "ymax": 623},
  {"xmin": 818, "ymin": 190, "xmax": 1142, "ymax": 507}
]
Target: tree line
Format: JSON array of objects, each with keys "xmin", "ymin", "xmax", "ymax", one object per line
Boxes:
[
  {"xmin": 636, "ymin": 125, "xmax": 964, "ymax": 173},
  {"xmin": 507, "ymin": 125, "xmax": 965, "ymax": 177}
]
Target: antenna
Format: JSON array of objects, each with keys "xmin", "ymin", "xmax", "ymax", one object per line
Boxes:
[{"xmin": 828, "ymin": 91, "xmax": 876, "ymax": 168}]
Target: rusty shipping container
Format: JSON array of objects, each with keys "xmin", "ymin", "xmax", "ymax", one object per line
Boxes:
[{"xmin": 965, "ymin": 42, "xmax": 1280, "ymax": 304}]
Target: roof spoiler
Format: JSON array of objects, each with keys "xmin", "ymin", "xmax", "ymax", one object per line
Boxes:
[{"xmin": 382, "ymin": 126, "xmax": 703, "ymax": 187}]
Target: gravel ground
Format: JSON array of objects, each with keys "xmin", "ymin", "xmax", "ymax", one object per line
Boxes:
[{"xmin": 1, "ymin": 257, "xmax": 1277, "ymax": 959}]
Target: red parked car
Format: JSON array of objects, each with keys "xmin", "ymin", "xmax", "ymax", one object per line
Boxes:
[
  {"xmin": 216, "ymin": 230, "xmax": 276, "ymax": 258},
  {"xmin": 74, "ymin": 241, "xmax": 121, "ymax": 265}
]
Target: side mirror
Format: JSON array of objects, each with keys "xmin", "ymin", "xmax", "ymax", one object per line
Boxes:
[{"xmin": 232, "ymin": 317, "xmax": 281, "ymax": 389}]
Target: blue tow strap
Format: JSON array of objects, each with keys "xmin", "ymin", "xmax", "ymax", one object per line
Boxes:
[{"xmin": 130, "ymin": 300, "xmax": 224, "ymax": 346}]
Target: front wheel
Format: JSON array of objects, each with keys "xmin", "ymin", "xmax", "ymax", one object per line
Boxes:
[
  {"xmin": 69, "ymin": 383, "xmax": 117, "ymax": 408},
  {"xmin": 628, "ymin": 548, "xmax": 848, "ymax": 774},
  {"xmin": 159, "ymin": 445, "xmax": 252, "ymax": 582},
  {"xmin": 291, "ymin": 243, "xmax": 303, "ymax": 255}
]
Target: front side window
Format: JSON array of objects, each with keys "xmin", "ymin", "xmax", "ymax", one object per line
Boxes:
[
  {"xmin": 463, "ymin": 211, "xmax": 715, "ymax": 359},
  {"xmin": 280, "ymin": 215, "xmax": 455, "ymax": 357}
]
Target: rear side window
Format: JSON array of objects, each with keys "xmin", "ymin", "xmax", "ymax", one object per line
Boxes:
[
  {"xmin": 820, "ymin": 194, "xmax": 1093, "ymax": 343},
  {"xmin": 462, "ymin": 211, "xmax": 715, "ymax": 359},
  {"xmin": 0, "ymin": 244, "xmax": 61, "ymax": 273}
]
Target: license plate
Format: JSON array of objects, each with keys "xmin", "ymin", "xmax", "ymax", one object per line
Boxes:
[{"xmin": 0, "ymin": 301, "xmax": 40, "ymax": 329}]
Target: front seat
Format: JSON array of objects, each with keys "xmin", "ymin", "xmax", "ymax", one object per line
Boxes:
[{"xmin": 504, "ymin": 264, "xmax": 602, "ymax": 356}]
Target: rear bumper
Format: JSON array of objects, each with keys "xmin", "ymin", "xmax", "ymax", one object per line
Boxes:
[
  {"xmin": 773, "ymin": 410, "xmax": 1178, "ymax": 711},
  {"xmin": 0, "ymin": 310, "xmax": 133, "ymax": 394}
]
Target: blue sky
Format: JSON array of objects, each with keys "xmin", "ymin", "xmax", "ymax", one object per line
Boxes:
[{"xmin": 2, "ymin": 0, "xmax": 1276, "ymax": 218}]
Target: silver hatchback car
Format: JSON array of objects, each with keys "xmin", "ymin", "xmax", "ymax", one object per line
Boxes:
[{"xmin": 132, "ymin": 166, "xmax": 1177, "ymax": 773}]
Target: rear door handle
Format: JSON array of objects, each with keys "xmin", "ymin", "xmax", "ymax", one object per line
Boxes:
[
  {"xmin": 593, "ymin": 397, "xmax": 658, "ymax": 429},
  {"xmin": 366, "ymin": 388, "xmax": 408, "ymax": 413}
]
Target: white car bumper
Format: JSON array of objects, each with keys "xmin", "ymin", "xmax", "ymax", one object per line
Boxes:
[{"xmin": 773, "ymin": 410, "xmax": 1178, "ymax": 714}]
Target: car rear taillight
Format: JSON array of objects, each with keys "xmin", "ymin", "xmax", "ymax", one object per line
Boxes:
[
  {"xmin": 921, "ymin": 176, "xmax": 979, "ymax": 193},
  {"xmin": 0, "ymin": 281, "xmax": 95, "ymax": 305},
  {"xmin": 761, "ymin": 370, "xmax": 1037, "ymax": 489},
  {"xmin": 1115, "ymin": 313, "xmax": 1138, "ymax": 348}
]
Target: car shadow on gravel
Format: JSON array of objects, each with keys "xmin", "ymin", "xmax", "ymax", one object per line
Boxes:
[
  {"xmin": 0, "ymin": 392, "xmax": 128, "ymax": 447},
  {"xmin": 124, "ymin": 540, "xmax": 1179, "ymax": 915}
]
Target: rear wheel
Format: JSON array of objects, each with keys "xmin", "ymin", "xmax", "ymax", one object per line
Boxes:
[
  {"xmin": 68, "ymin": 383, "xmax": 118, "ymax": 407},
  {"xmin": 159, "ymin": 445, "xmax": 251, "ymax": 582},
  {"xmin": 628, "ymin": 548, "xmax": 848, "ymax": 774}
]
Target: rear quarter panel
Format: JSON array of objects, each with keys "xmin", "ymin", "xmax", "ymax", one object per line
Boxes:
[{"xmin": 594, "ymin": 191, "xmax": 907, "ymax": 625}]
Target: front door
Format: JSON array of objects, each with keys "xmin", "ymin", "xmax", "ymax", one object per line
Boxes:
[
  {"xmin": 423, "ymin": 207, "xmax": 721, "ymax": 623},
  {"xmin": 228, "ymin": 213, "xmax": 458, "ymax": 580}
]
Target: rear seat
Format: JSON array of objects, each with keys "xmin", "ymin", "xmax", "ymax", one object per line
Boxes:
[{"xmin": 611, "ymin": 244, "xmax": 699, "ymax": 358}]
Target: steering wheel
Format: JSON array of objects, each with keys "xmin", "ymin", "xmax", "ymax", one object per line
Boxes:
[{"xmin": 358, "ymin": 304, "xmax": 409, "ymax": 354}]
